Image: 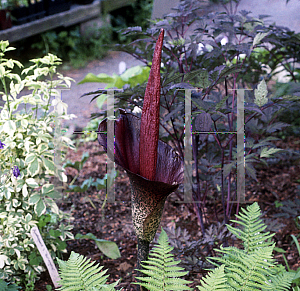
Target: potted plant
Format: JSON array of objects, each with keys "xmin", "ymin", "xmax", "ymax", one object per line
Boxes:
[{"xmin": 0, "ymin": 0, "xmax": 12, "ymax": 30}]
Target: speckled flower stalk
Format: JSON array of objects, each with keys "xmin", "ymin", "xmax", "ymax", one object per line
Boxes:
[{"xmin": 97, "ymin": 29, "xmax": 183, "ymax": 288}]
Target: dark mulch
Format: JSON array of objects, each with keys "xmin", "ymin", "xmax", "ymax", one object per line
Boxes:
[{"xmin": 34, "ymin": 135, "xmax": 300, "ymax": 290}]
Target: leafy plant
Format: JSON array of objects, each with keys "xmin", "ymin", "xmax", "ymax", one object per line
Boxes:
[
  {"xmin": 63, "ymin": 150, "xmax": 118, "ymax": 212},
  {"xmin": 31, "ymin": 24, "xmax": 113, "ymax": 68},
  {"xmin": 0, "ymin": 279, "xmax": 21, "ymax": 291},
  {"xmin": 109, "ymin": 0, "xmax": 153, "ymax": 43},
  {"xmin": 274, "ymin": 186, "xmax": 300, "ymax": 234},
  {"xmin": 197, "ymin": 202, "xmax": 296, "ymax": 290},
  {"xmin": 159, "ymin": 222, "xmax": 234, "ymax": 273},
  {"xmin": 56, "ymin": 251, "xmax": 120, "ymax": 291},
  {"xmin": 0, "ymin": 41, "xmax": 76, "ymax": 287},
  {"xmin": 79, "ymin": 65, "xmax": 150, "ymax": 89}
]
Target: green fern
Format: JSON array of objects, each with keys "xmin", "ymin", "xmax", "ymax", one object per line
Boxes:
[
  {"xmin": 56, "ymin": 251, "xmax": 120, "ymax": 291},
  {"xmin": 134, "ymin": 228, "xmax": 193, "ymax": 291},
  {"xmin": 197, "ymin": 202, "xmax": 295, "ymax": 291},
  {"xmin": 227, "ymin": 202, "xmax": 275, "ymax": 253},
  {"xmin": 267, "ymin": 267, "xmax": 296, "ymax": 290},
  {"xmin": 197, "ymin": 265, "xmax": 229, "ymax": 290}
]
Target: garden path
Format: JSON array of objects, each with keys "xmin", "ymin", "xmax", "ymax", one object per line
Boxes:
[{"xmin": 58, "ymin": 51, "xmax": 143, "ymax": 133}]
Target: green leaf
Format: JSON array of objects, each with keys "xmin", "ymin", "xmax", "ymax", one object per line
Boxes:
[
  {"xmin": 22, "ymin": 184, "xmax": 28, "ymax": 197},
  {"xmin": 78, "ymin": 72, "xmax": 114, "ymax": 84},
  {"xmin": 66, "ymin": 184, "xmax": 88, "ymax": 192},
  {"xmin": 44, "ymin": 197, "xmax": 59, "ymax": 215},
  {"xmin": 0, "ymin": 65, "xmax": 5, "ymax": 77},
  {"xmin": 96, "ymin": 94, "xmax": 108, "ymax": 110},
  {"xmin": 41, "ymin": 157, "xmax": 56, "ymax": 175},
  {"xmin": 28, "ymin": 194, "xmax": 40, "ymax": 205},
  {"xmin": 3, "ymin": 120, "xmax": 16, "ymax": 136},
  {"xmin": 253, "ymin": 32, "xmax": 269, "ymax": 47},
  {"xmin": 41, "ymin": 183, "xmax": 55, "ymax": 195},
  {"xmin": 260, "ymin": 147, "xmax": 283, "ymax": 158},
  {"xmin": 25, "ymin": 153, "xmax": 36, "ymax": 164},
  {"xmin": 120, "ymin": 65, "xmax": 150, "ymax": 87},
  {"xmin": 37, "ymin": 143, "xmax": 48, "ymax": 154},
  {"xmin": 273, "ymin": 247, "xmax": 286, "ymax": 254},
  {"xmin": 26, "ymin": 178, "xmax": 39, "ymax": 188},
  {"xmin": 35, "ymin": 199, "xmax": 46, "ymax": 216},
  {"xmin": 27, "ymin": 157, "xmax": 40, "ymax": 176},
  {"xmin": 25, "ymin": 213, "xmax": 32, "ymax": 223},
  {"xmin": 197, "ymin": 265, "xmax": 227, "ymax": 291},
  {"xmin": 75, "ymin": 233, "xmax": 121, "ymax": 259},
  {"xmin": 41, "ymin": 184, "xmax": 61, "ymax": 199}
]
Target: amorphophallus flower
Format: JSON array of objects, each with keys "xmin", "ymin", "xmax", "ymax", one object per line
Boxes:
[{"xmin": 97, "ymin": 28, "xmax": 183, "ymax": 279}]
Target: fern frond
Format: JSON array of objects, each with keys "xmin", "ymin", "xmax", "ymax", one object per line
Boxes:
[
  {"xmin": 57, "ymin": 251, "xmax": 118, "ymax": 291},
  {"xmin": 293, "ymin": 287, "xmax": 300, "ymax": 291},
  {"xmin": 227, "ymin": 202, "xmax": 275, "ymax": 254},
  {"xmin": 197, "ymin": 265, "xmax": 229, "ymax": 291},
  {"xmin": 226, "ymin": 247, "xmax": 276, "ymax": 290},
  {"xmin": 269, "ymin": 272, "xmax": 294, "ymax": 291},
  {"xmin": 201, "ymin": 203, "xmax": 295, "ymax": 291},
  {"xmin": 134, "ymin": 228, "xmax": 192, "ymax": 291}
]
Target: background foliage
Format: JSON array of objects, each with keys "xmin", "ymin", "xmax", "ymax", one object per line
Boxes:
[{"xmin": 83, "ymin": 0, "xmax": 300, "ymax": 233}]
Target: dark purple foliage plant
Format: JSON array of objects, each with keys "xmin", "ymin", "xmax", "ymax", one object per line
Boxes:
[{"xmin": 86, "ymin": 0, "xmax": 300, "ymax": 240}]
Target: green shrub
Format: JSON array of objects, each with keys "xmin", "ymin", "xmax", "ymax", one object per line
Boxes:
[{"xmin": 31, "ymin": 24, "xmax": 113, "ymax": 68}]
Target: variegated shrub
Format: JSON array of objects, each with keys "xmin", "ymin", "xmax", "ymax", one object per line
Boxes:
[{"xmin": 0, "ymin": 41, "xmax": 75, "ymax": 287}]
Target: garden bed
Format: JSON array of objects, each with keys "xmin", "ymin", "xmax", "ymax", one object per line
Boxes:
[{"xmin": 34, "ymin": 135, "xmax": 300, "ymax": 290}]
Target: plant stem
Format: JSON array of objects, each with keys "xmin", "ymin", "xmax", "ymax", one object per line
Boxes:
[{"xmin": 137, "ymin": 238, "xmax": 150, "ymax": 291}]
